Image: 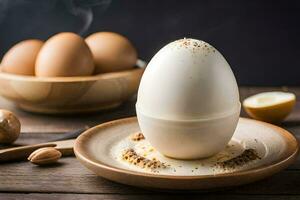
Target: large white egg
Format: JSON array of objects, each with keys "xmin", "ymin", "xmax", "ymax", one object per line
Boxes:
[{"xmin": 136, "ymin": 38, "xmax": 241, "ymax": 159}]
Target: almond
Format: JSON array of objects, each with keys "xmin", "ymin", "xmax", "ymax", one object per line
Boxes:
[{"xmin": 28, "ymin": 147, "xmax": 62, "ymax": 165}]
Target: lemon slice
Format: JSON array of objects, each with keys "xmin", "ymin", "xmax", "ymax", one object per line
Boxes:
[{"xmin": 243, "ymin": 92, "xmax": 296, "ymax": 123}]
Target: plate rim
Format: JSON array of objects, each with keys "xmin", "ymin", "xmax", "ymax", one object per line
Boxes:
[{"xmin": 74, "ymin": 117, "xmax": 299, "ymax": 180}]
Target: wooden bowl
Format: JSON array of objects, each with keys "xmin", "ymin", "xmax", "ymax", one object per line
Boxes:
[{"xmin": 0, "ymin": 68, "xmax": 144, "ymax": 114}]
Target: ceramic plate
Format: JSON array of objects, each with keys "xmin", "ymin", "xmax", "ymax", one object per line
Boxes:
[{"xmin": 74, "ymin": 117, "xmax": 299, "ymax": 190}]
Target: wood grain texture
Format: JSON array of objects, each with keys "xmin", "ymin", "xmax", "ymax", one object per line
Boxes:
[
  {"xmin": 1, "ymin": 194, "xmax": 300, "ymax": 200},
  {"xmin": 0, "ymin": 96, "xmax": 137, "ymax": 133},
  {"xmin": 0, "ymin": 87, "xmax": 300, "ymax": 199},
  {"xmin": 0, "ymin": 156, "xmax": 300, "ymax": 194},
  {"xmin": 0, "ymin": 139, "xmax": 75, "ymax": 162},
  {"xmin": 0, "ymin": 68, "xmax": 143, "ymax": 114}
]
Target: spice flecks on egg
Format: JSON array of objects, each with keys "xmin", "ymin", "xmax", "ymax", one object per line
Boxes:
[{"xmin": 172, "ymin": 38, "xmax": 216, "ymax": 55}]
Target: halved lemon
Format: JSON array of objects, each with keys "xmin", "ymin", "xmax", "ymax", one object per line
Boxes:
[{"xmin": 243, "ymin": 91, "xmax": 296, "ymax": 124}]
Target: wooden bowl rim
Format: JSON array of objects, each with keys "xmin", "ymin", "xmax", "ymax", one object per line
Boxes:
[
  {"xmin": 74, "ymin": 117, "xmax": 299, "ymax": 180},
  {"xmin": 0, "ymin": 68, "xmax": 144, "ymax": 83}
]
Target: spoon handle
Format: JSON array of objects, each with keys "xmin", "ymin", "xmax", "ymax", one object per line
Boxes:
[
  {"xmin": 0, "ymin": 143, "xmax": 56, "ymax": 162},
  {"xmin": 0, "ymin": 139, "xmax": 76, "ymax": 163}
]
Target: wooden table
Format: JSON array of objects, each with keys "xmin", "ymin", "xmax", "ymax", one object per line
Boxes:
[{"xmin": 0, "ymin": 87, "xmax": 299, "ymax": 200}]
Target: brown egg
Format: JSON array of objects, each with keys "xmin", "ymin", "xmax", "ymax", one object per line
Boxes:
[
  {"xmin": 35, "ymin": 32, "xmax": 94, "ymax": 77},
  {"xmin": 85, "ymin": 32, "xmax": 137, "ymax": 74},
  {"xmin": 1, "ymin": 39, "xmax": 43, "ymax": 75}
]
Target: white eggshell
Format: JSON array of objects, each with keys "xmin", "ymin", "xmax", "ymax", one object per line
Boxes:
[
  {"xmin": 137, "ymin": 39, "xmax": 239, "ymax": 120},
  {"xmin": 136, "ymin": 38, "xmax": 241, "ymax": 159}
]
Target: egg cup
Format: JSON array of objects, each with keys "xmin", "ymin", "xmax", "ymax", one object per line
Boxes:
[
  {"xmin": 136, "ymin": 105, "xmax": 241, "ymax": 160},
  {"xmin": 0, "ymin": 68, "xmax": 144, "ymax": 114}
]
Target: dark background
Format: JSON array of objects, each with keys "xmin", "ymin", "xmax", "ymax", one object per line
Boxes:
[{"xmin": 0, "ymin": 0, "xmax": 299, "ymax": 86}]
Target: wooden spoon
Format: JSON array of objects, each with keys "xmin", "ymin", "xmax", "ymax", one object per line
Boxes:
[{"xmin": 0, "ymin": 139, "xmax": 75, "ymax": 162}]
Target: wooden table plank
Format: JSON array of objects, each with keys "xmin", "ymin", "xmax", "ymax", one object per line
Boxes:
[
  {"xmin": 0, "ymin": 96, "xmax": 137, "ymax": 133},
  {"xmin": 0, "ymin": 157, "xmax": 299, "ymax": 194},
  {"xmin": 1, "ymin": 194, "xmax": 300, "ymax": 200}
]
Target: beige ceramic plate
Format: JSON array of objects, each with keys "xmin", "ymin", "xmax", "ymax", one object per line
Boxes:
[
  {"xmin": 74, "ymin": 117, "xmax": 299, "ymax": 190},
  {"xmin": 0, "ymin": 68, "xmax": 144, "ymax": 114}
]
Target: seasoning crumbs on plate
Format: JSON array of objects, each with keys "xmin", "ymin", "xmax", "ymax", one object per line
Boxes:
[
  {"xmin": 122, "ymin": 148, "xmax": 167, "ymax": 171},
  {"xmin": 215, "ymin": 149, "xmax": 261, "ymax": 170},
  {"xmin": 131, "ymin": 132, "xmax": 145, "ymax": 141}
]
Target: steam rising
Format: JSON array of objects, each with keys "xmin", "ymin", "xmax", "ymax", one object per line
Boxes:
[{"xmin": 0, "ymin": 0, "xmax": 111, "ymax": 36}]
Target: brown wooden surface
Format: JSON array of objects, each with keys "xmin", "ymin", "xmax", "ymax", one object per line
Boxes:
[{"xmin": 0, "ymin": 87, "xmax": 300, "ymax": 199}]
